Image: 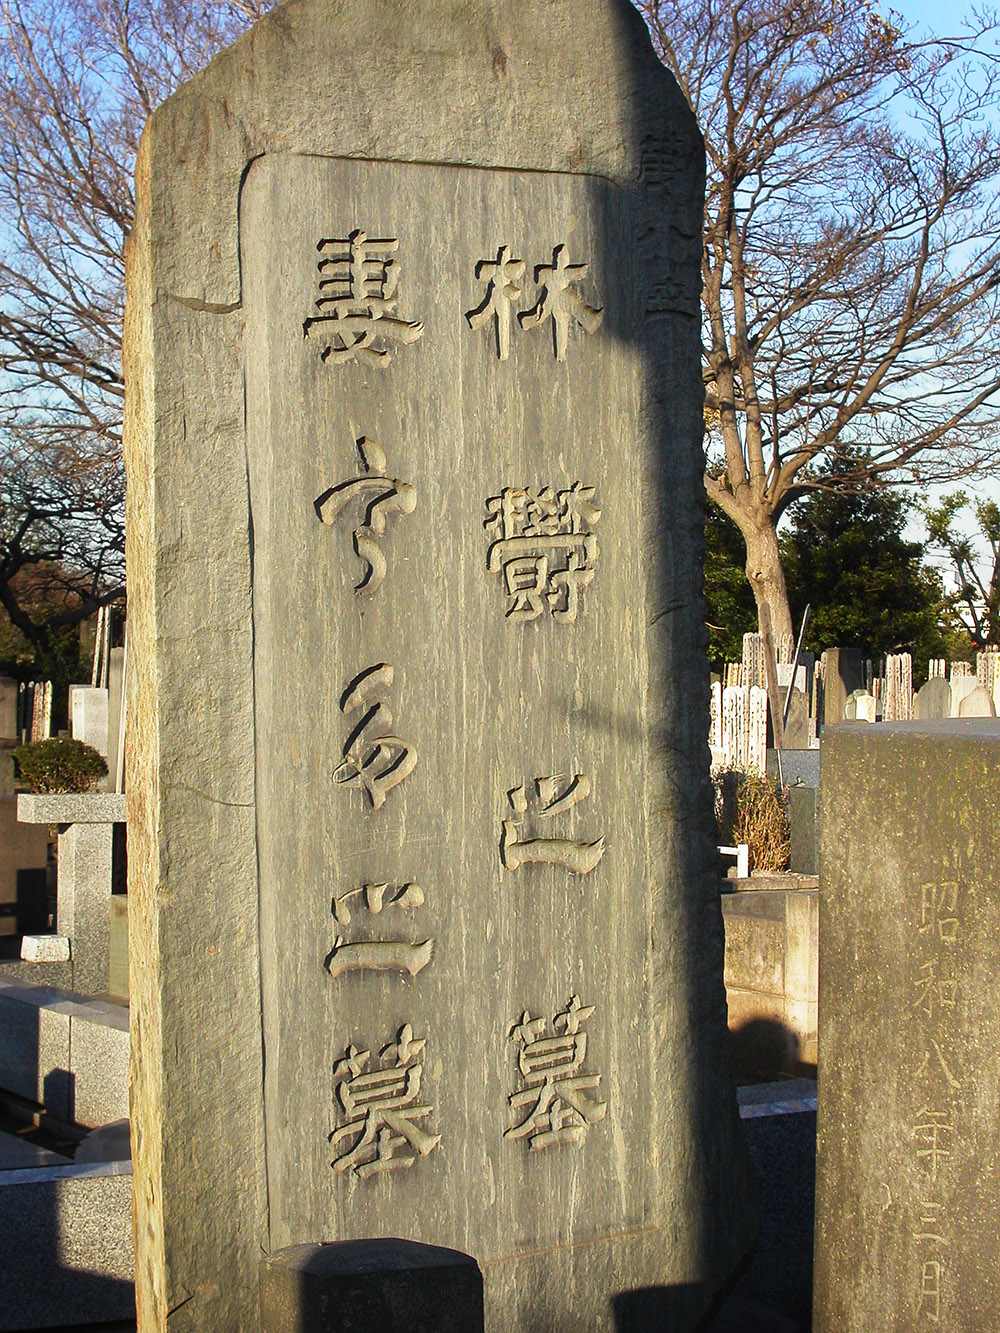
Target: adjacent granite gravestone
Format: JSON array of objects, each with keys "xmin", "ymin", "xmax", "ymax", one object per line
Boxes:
[
  {"xmin": 124, "ymin": 2, "xmax": 756, "ymax": 1329},
  {"xmin": 70, "ymin": 686, "xmax": 109, "ymax": 760},
  {"xmin": 815, "ymin": 720, "xmax": 1000, "ymax": 1331}
]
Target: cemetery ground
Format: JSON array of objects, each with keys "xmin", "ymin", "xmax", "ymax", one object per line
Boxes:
[{"xmin": 4, "ymin": 647, "xmax": 999, "ymax": 1329}]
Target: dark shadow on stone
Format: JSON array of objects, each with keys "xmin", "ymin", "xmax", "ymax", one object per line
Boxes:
[
  {"xmin": 260, "ymin": 1238, "xmax": 484, "ymax": 1333},
  {"xmin": 725, "ymin": 1111, "xmax": 816, "ymax": 1332},
  {"xmin": 730, "ymin": 1018, "xmax": 805, "ymax": 1084}
]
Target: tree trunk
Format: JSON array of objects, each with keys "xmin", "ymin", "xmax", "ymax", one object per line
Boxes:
[{"xmin": 740, "ymin": 518, "xmax": 794, "ymax": 642}]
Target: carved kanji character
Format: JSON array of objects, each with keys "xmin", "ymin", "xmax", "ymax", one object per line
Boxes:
[
  {"xmin": 519, "ymin": 244, "xmax": 603, "ymax": 360},
  {"xmin": 304, "ymin": 230, "xmax": 423, "ymax": 366}
]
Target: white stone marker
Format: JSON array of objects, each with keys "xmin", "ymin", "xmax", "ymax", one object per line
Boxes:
[{"xmin": 124, "ymin": 2, "xmax": 755, "ymax": 1329}]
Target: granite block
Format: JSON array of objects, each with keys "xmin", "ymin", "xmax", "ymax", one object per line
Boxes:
[
  {"xmin": 56, "ymin": 821, "xmax": 114, "ymax": 996},
  {"xmin": 71, "ymin": 1008, "xmax": 129, "ymax": 1128},
  {"xmin": 0, "ymin": 1163, "xmax": 134, "ymax": 1330},
  {"xmin": 815, "ymin": 719, "xmax": 1000, "ymax": 1331},
  {"xmin": 22, "ymin": 934, "xmax": 71, "ymax": 963},
  {"xmin": 17, "ymin": 792, "xmax": 126, "ymax": 825},
  {"xmin": 0, "ymin": 982, "xmax": 72, "ymax": 1117}
]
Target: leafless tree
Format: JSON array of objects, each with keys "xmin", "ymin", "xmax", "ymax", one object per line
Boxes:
[
  {"xmin": 924, "ymin": 491, "xmax": 1000, "ymax": 650},
  {"xmin": 640, "ymin": 0, "xmax": 1000, "ymax": 639},
  {"xmin": 0, "ymin": 0, "xmax": 271, "ymax": 653}
]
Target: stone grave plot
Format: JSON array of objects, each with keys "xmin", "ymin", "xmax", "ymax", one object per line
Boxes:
[{"xmin": 125, "ymin": 1, "xmax": 756, "ymax": 1329}]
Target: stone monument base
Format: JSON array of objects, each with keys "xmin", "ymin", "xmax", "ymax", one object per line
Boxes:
[{"xmin": 259, "ymin": 1239, "xmax": 483, "ymax": 1333}]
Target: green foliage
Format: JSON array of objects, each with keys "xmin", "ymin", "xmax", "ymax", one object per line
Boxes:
[
  {"xmin": 780, "ymin": 461, "xmax": 948, "ymax": 674},
  {"xmin": 703, "ymin": 502, "xmax": 757, "ymax": 666},
  {"xmin": 12, "ymin": 737, "xmax": 108, "ymax": 794},
  {"xmin": 0, "ymin": 609, "xmax": 88, "ymax": 734}
]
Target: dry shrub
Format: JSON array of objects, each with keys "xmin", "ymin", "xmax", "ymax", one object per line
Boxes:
[{"xmin": 734, "ymin": 772, "xmax": 790, "ymax": 873}]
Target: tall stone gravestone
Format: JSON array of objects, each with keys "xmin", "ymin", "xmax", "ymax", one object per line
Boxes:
[
  {"xmin": 816, "ymin": 720, "xmax": 1000, "ymax": 1331},
  {"xmin": 124, "ymin": 2, "xmax": 755, "ymax": 1329}
]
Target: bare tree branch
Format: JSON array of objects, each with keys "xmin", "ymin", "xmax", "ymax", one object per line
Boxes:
[
  {"xmin": 0, "ymin": 0, "xmax": 272, "ymax": 650},
  {"xmin": 641, "ymin": 0, "xmax": 1000, "ymax": 638}
]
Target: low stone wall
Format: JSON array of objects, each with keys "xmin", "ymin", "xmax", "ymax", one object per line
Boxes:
[
  {"xmin": 0, "ymin": 975, "xmax": 128, "ymax": 1128},
  {"xmin": 722, "ymin": 883, "xmax": 818, "ymax": 1079}
]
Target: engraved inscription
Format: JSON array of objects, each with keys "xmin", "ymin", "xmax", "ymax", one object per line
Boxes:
[
  {"xmin": 333, "ymin": 664, "xmax": 417, "ymax": 810},
  {"xmin": 912, "ymin": 1108, "xmax": 952, "ymax": 1183},
  {"xmin": 908, "ymin": 878, "xmax": 963, "ymax": 1325},
  {"xmin": 466, "ymin": 245, "xmax": 525, "ymax": 360},
  {"xmin": 316, "ymin": 437, "xmax": 416, "ymax": 595},
  {"xmin": 484, "ymin": 483, "xmax": 600, "ymax": 624},
  {"xmin": 330, "ymin": 1024, "xmax": 440, "ymax": 1179},
  {"xmin": 501, "ymin": 775, "xmax": 605, "ymax": 876},
  {"xmin": 304, "ymin": 229, "xmax": 424, "ymax": 365},
  {"xmin": 518, "ymin": 244, "xmax": 603, "ymax": 360},
  {"xmin": 326, "ymin": 881, "xmax": 432, "ymax": 980},
  {"xmin": 505, "ymin": 995, "xmax": 607, "ymax": 1150},
  {"xmin": 917, "ymin": 1260, "xmax": 942, "ymax": 1323}
]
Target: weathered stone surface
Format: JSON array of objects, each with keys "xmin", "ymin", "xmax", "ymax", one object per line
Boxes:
[
  {"xmin": 913, "ymin": 675, "xmax": 951, "ymax": 720},
  {"xmin": 125, "ymin": 3, "xmax": 755, "ymax": 1330},
  {"xmin": 781, "ymin": 688, "xmax": 811, "ymax": 748},
  {"xmin": 259, "ymin": 1240, "xmax": 483, "ymax": 1333},
  {"xmin": 815, "ymin": 720, "xmax": 1000, "ymax": 1332}
]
